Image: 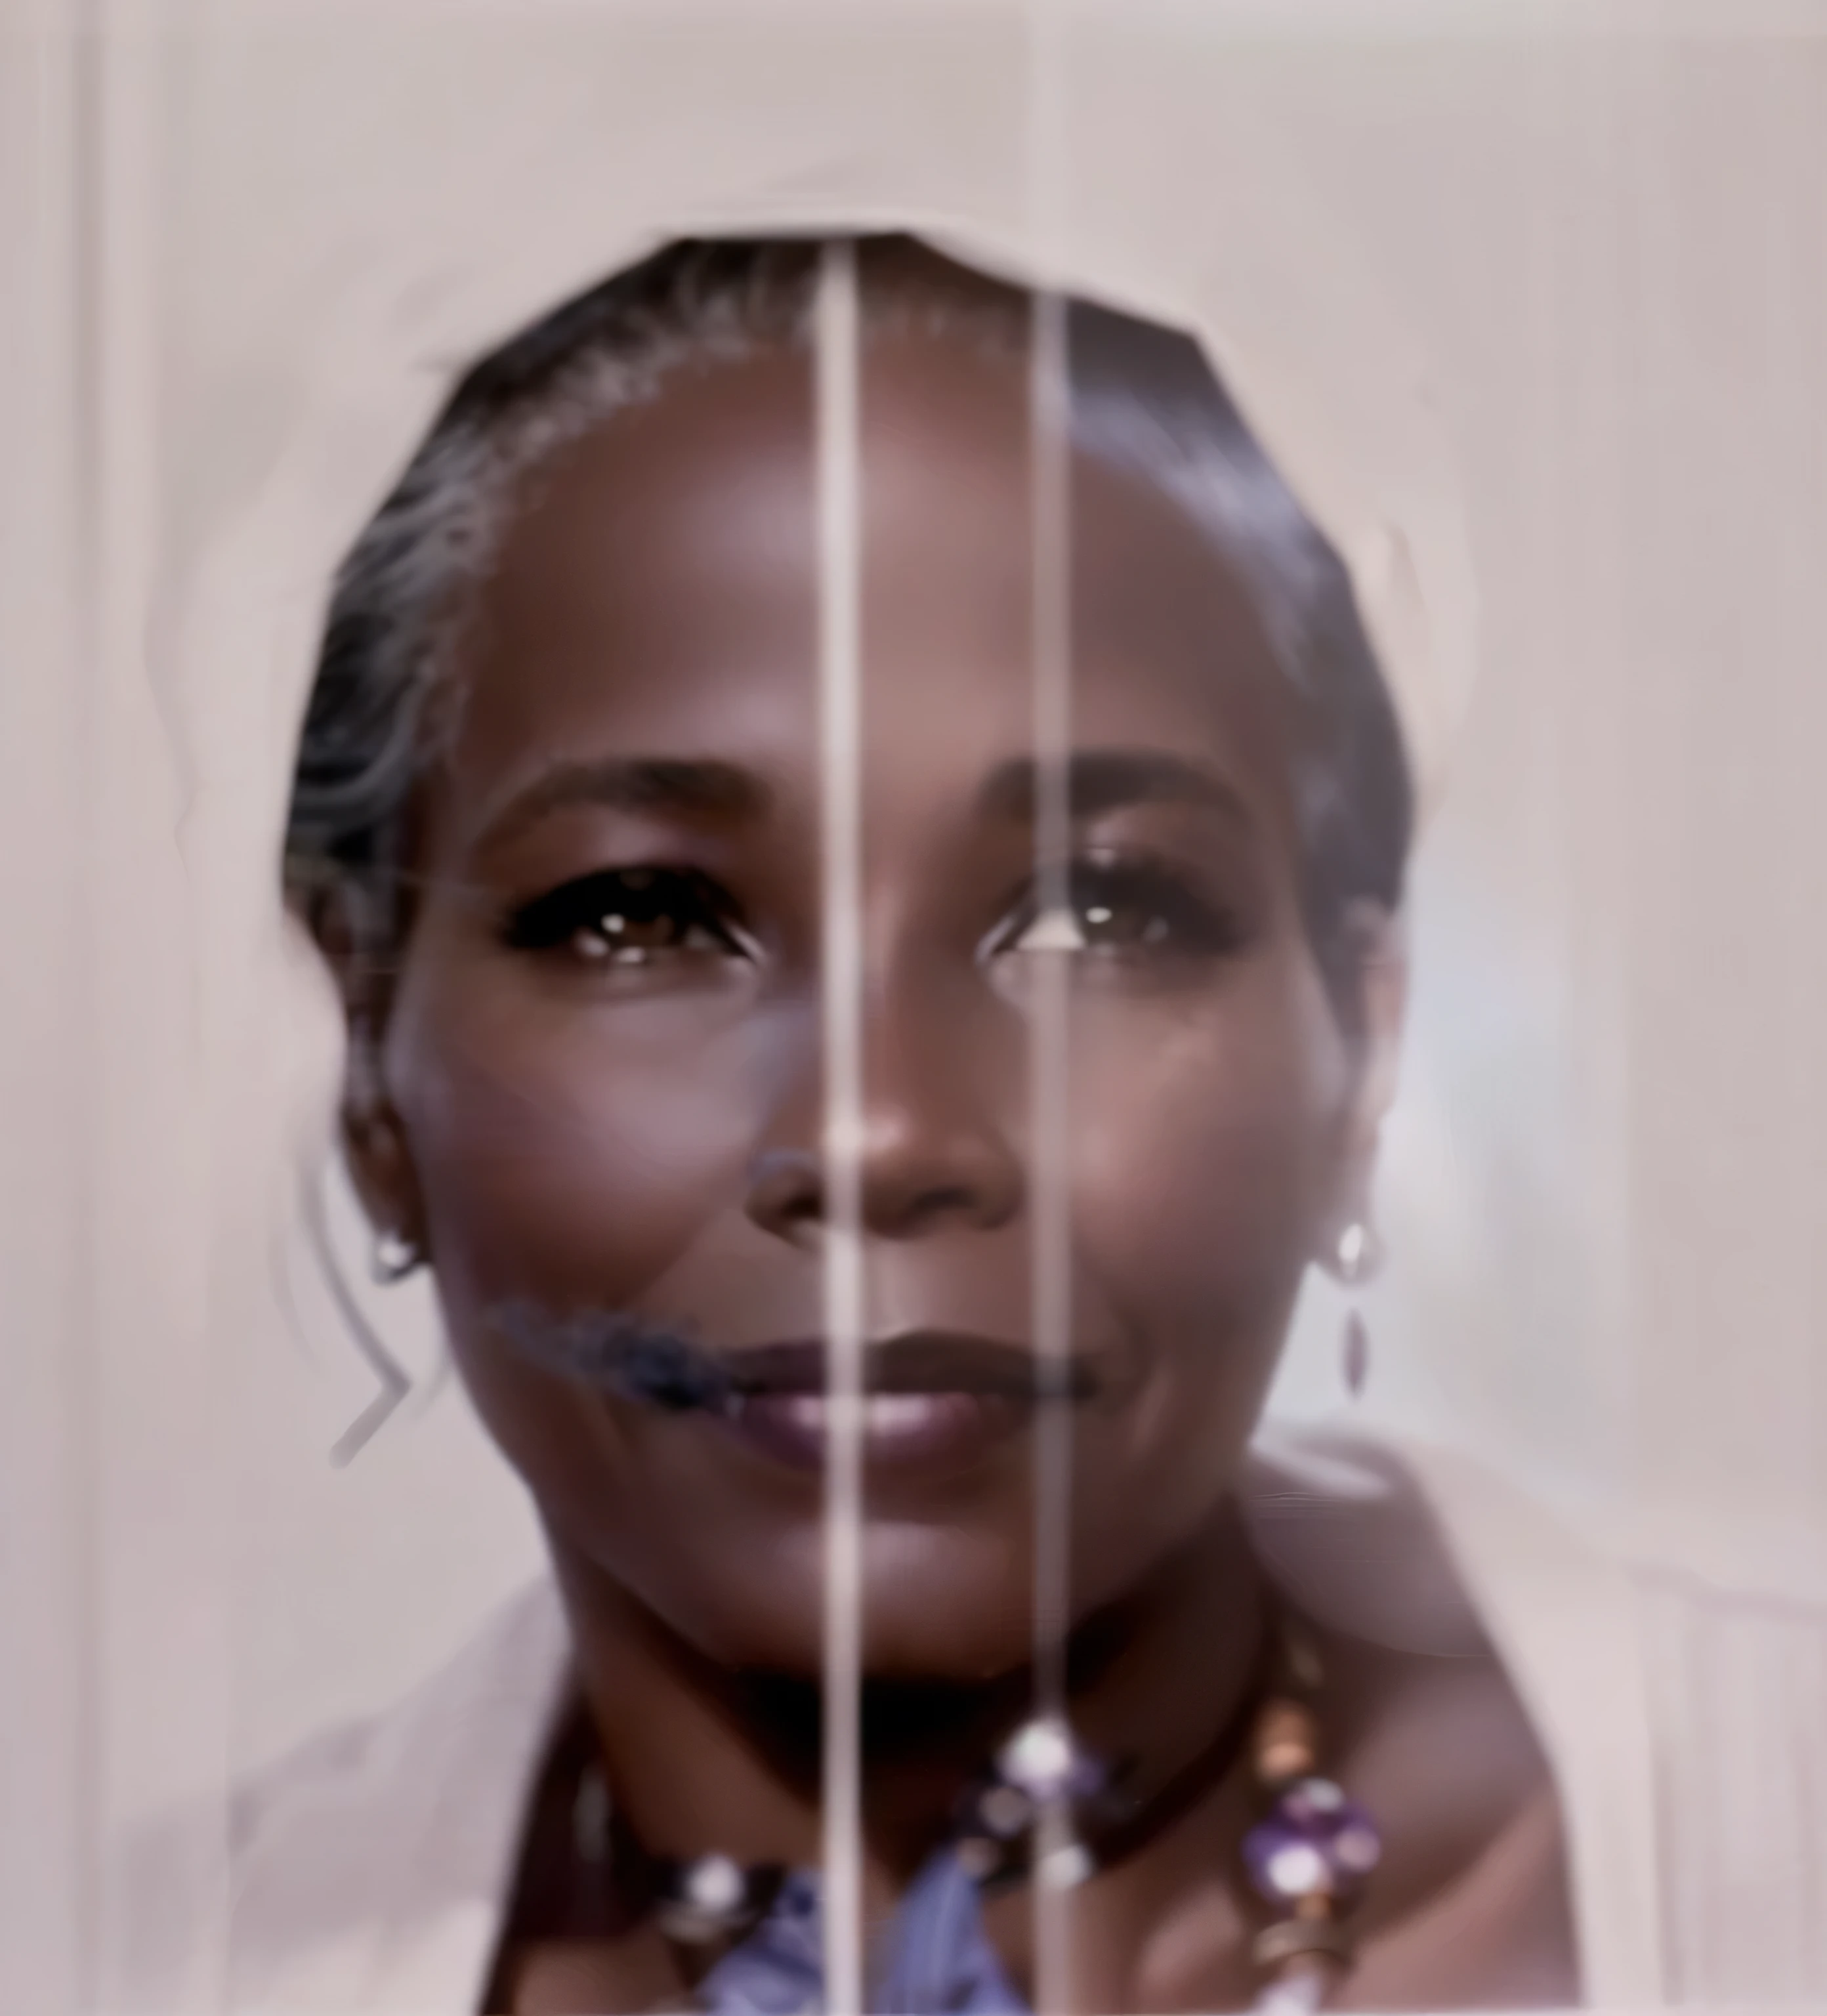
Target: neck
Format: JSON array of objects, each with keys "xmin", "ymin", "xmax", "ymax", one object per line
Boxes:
[{"xmin": 547, "ymin": 1499, "xmax": 1267, "ymax": 1897}]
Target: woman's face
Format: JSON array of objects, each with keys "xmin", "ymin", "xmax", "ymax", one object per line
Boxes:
[{"xmin": 347, "ymin": 326, "xmax": 1400, "ymax": 1681}]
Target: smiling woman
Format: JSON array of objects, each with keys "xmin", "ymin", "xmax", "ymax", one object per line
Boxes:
[{"xmin": 230, "ymin": 234, "xmax": 1583, "ymax": 2015}]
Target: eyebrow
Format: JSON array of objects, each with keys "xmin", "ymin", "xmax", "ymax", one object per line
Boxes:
[
  {"xmin": 979, "ymin": 749, "xmax": 1255, "ymax": 828},
  {"xmin": 473, "ymin": 757, "xmax": 773, "ymax": 852}
]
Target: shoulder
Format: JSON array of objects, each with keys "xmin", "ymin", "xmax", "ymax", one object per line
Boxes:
[
  {"xmin": 103, "ymin": 1577, "xmax": 571, "ymax": 2015},
  {"xmin": 1251, "ymin": 1422, "xmax": 1827, "ymax": 2006},
  {"xmin": 1243, "ymin": 1422, "xmax": 1498, "ymax": 1657}
]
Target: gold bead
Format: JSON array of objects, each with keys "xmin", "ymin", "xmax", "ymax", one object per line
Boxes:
[
  {"xmin": 1252, "ymin": 1697, "xmax": 1320, "ymax": 1788},
  {"xmin": 1251, "ymin": 1916, "xmax": 1355, "ymax": 1971}
]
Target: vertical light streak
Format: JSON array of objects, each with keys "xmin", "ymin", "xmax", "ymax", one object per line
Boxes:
[
  {"xmin": 1026, "ymin": 9, "xmax": 1077, "ymax": 2011},
  {"xmin": 1027, "ymin": 283, "xmax": 1078, "ymax": 2016},
  {"xmin": 816, "ymin": 236, "xmax": 868, "ymax": 2016}
]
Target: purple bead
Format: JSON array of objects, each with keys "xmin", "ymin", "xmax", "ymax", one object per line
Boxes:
[{"xmin": 1242, "ymin": 1776, "xmax": 1383, "ymax": 1906}]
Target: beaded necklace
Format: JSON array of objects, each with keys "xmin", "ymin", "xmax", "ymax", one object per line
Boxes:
[{"xmin": 561, "ymin": 1607, "xmax": 1381, "ymax": 2013}]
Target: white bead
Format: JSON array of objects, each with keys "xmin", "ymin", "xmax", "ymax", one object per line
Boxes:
[
  {"xmin": 682, "ymin": 1854, "xmax": 746, "ymax": 1913},
  {"xmin": 1251, "ymin": 1973, "xmax": 1328, "ymax": 2016},
  {"xmin": 1265, "ymin": 1841, "xmax": 1329, "ymax": 1898},
  {"xmin": 996, "ymin": 1716, "xmax": 1079, "ymax": 1796},
  {"xmin": 1037, "ymin": 1841, "xmax": 1095, "ymax": 1891}
]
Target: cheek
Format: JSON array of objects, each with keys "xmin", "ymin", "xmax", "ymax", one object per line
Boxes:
[
  {"xmin": 383, "ymin": 956, "xmax": 786, "ymax": 1314},
  {"xmin": 1044, "ymin": 956, "xmax": 1353, "ymax": 1604},
  {"xmin": 1068, "ymin": 959, "xmax": 1351, "ymax": 1331}
]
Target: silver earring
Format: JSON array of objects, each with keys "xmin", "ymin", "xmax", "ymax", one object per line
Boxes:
[
  {"xmin": 370, "ymin": 1226, "xmax": 423, "ymax": 1285},
  {"xmin": 1334, "ymin": 1220, "xmax": 1382, "ymax": 1399}
]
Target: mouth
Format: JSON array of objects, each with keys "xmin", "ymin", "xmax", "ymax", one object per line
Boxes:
[
  {"xmin": 490, "ymin": 1301, "xmax": 1101, "ymax": 1476},
  {"xmin": 716, "ymin": 1333, "xmax": 1098, "ymax": 1474}
]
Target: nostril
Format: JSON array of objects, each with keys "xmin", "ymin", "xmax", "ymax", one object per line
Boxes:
[
  {"xmin": 863, "ymin": 1150, "xmax": 1023, "ymax": 1238},
  {"xmin": 744, "ymin": 1124, "xmax": 1023, "ymax": 1242},
  {"xmin": 744, "ymin": 1148, "xmax": 826, "ymax": 1240},
  {"xmin": 909, "ymin": 1185, "xmax": 982, "ymax": 1227}
]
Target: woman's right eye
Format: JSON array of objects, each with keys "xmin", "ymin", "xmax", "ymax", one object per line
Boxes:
[{"xmin": 502, "ymin": 866, "xmax": 755, "ymax": 968}]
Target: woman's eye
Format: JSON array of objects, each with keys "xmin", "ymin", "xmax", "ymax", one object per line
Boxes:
[
  {"xmin": 503, "ymin": 867, "xmax": 754, "ymax": 968},
  {"xmin": 990, "ymin": 860, "xmax": 1242, "ymax": 963}
]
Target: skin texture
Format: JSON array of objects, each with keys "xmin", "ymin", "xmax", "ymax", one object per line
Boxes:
[{"xmin": 326, "ymin": 311, "xmax": 1575, "ymax": 2011}]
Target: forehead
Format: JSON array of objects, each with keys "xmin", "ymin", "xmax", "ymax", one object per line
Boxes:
[{"xmin": 439, "ymin": 332, "xmax": 1294, "ymax": 831}]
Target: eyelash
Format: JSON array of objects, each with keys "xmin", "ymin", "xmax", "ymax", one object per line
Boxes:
[
  {"xmin": 502, "ymin": 866, "xmax": 755, "ymax": 967},
  {"xmin": 982, "ymin": 857, "xmax": 1246, "ymax": 964},
  {"xmin": 502, "ymin": 855, "xmax": 1244, "ymax": 975}
]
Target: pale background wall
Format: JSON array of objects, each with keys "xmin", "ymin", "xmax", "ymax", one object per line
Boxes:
[{"xmin": 6, "ymin": 1, "xmax": 1827, "ymax": 2005}]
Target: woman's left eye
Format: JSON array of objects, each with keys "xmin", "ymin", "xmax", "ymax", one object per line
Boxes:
[
  {"xmin": 503, "ymin": 866, "xmax": 755, "ymax": 967},
  {"xmin": 985, "ymin": 858, "xmax": 1244, "ymax": 963}
]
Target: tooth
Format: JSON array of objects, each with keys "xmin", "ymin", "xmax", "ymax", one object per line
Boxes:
[
  {"xmin": 865, "ymin": 1395, "xmax": 940, "ymax": 1434},
  {"xmin": 772, "ymin": 1395, "xmax": 953, "ymax": 1437}
]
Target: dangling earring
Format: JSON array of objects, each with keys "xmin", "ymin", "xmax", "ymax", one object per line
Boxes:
[
  {"xmin": 1334, "ymin": 1219, "xmax": 1382, "ymax": 1399},
  {"xmin": 370, "ymin": 1225, "xmax": 424, "ymax": 1285}
]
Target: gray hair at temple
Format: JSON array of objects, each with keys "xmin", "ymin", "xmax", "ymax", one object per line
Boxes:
[{"xmin": 282, "ymin": 234, "xmax": 1412, "ymax": 999}]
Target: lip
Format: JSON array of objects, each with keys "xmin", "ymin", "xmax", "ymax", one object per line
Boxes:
[{"xmin": 709, "ymin": 1331, "xmax": 1099, "ymax": 1475}]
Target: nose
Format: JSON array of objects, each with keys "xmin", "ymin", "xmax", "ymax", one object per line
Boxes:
[{"xmin": 743, "ymin": 978, "xmax": 1024, "ymax": 1246}]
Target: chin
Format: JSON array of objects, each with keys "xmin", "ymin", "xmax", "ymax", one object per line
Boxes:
[
  {"xmin": 650, "ymin": 1519, "xmax": 1046, "ymax": 1684},
  {"xmin": 856, "ymin": 1521, "xmax": 1045, "ymax": 1679}
]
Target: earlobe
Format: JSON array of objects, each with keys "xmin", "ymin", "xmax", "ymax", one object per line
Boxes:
[
  {"xmin": 297, "ymin": 878, "xmax": 428, "ymax": 1257},
  {"xmin": 1343, "ymin": 900, "xmax": 1408, "ymax": 1150},
  {"xmin": 339, "ymin": 1038, "xmax": 428, "ymax": 1263},
  {"xmin": 1319, "ymin": 902, "xmax": 1408, "ymax": 1274}
]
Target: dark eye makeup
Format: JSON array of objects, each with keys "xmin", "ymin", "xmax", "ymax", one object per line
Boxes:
[
  {"xmin": 502, "ymin": 851, "xmax": 1248, "ymax": 978},
  {"xmin": 502, "ymin": 865, "xmax": 755, "ymax": 967}
]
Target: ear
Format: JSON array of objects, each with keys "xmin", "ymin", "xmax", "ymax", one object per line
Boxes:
[
  {"xmin": 1321, "ymin": 900, "xmax": 1408, "ymax": 1272},
  {"xmin": 295, "ymin": 879, "xmax": 429, "ymax": 1260}
]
